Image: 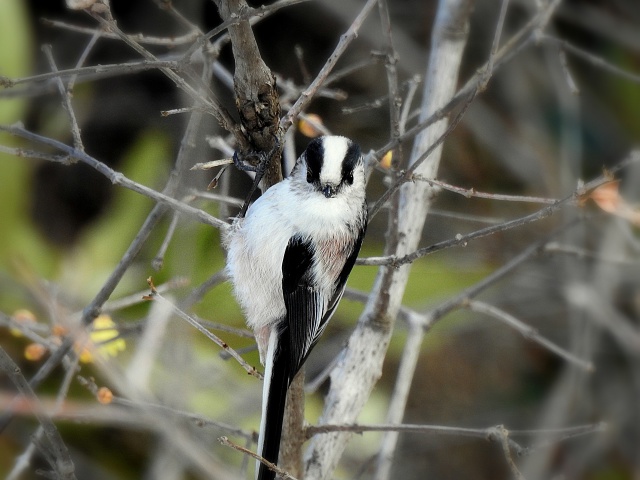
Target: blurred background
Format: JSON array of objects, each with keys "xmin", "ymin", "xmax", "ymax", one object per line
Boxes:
[{"xmin": 1, "ymin": 0, "xmax": 639, "ymax": 479}]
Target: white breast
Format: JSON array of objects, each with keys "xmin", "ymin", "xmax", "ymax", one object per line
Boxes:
[{"xmin": 225, "ymin": 173, "xmax": 364, "ymax": 330}]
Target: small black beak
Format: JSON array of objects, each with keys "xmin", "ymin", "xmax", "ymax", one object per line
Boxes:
[{"xmin": 321, "ymin": 184, "xmax": 337, "ymax": 198}]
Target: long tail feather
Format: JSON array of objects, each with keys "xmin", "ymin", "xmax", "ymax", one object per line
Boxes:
[{"xmin": 257, "ymin": 328, "xmax": 292, "ymax": 480}]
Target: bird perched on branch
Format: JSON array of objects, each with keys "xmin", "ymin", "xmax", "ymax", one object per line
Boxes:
[{"xmin": 225, "ymin": 136, "xmax": 368, "ymax": 480}]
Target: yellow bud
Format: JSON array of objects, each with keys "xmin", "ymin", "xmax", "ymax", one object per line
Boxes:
[
  {"xmin": 90, "ymin": 315, "xmax": 126, "ymax": 358},
  {"xmin": 380, "ymin": 150, "xmax": 393, "ymax": 169},
  {"xmin": 25, "ymin": 343, "xmax": 46, "ymax": 361},
  {"xmin": 10, "ymin": 309, "xmax": 37, "ymax": 337},
  {"xmin": 97, "ymin": 387, "xmax": 114, "ymax": 405},
  {"xmin": 78, "ymin": 347, "xmax": 94, "ymax": 364},
  {"xmin": 52, "ymin": 324, "xmax": 68, "ymax": 337}
]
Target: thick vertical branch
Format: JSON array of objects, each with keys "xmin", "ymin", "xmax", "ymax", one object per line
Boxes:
[
  {"xmin": 303, "ymin": 1, "xmax": 473, "ymax": 478},
  {"xmin": 214, "ymin": 0, "xmax": 282, "ymax": 189},
  {"xmin": 279, "ymin": 371, "xmax": 305, "ymax": 479}
]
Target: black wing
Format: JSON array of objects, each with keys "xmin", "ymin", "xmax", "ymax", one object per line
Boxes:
[
  {"xmin": 282, "ymin": 222, "xmax": 367, "ymax": 379},
  {"xmin": 281, "ymin": 236, "xmax": 320, "ymax": 379},
  {"xmin": 256, "ymin": 236, "xmax": 316, "ymax": 479},
  {"xmin": 257, "ymin": 223, "xmax": 366, "ymax": 479}
]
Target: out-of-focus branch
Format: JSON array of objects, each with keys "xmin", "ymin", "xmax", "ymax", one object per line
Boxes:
[
  {"xmin": 146, "ymin": 279, "xmax": 261, "ymax": 379},
  {"xmin": 0, "ymin": 348, "xmax": 76, "ymax": 480},
  {"xmin": 466, "ymin": 300, "xmax": 593, "ymax": 371},
  {"xmin": 0, "ymin": 124, "xmax": 228, "ymax": 230}
]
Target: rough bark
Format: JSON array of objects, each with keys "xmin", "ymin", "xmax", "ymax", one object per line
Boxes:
[{"xmin": 214, "ymin": 0, "xmax": 282, "ymax": 189}]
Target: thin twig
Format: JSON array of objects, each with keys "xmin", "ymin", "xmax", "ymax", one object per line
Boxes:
[
  {"xmin": 68, "ymin": 27, "xmax": 101, "ymax": 91},
  {"xmin": 219, "ymin": 436, "xmax": 299, "ymax": 480},
  {"xmin": 152, "ymin": 208, "xmax": 184, "ymax": 271},
  {"xmin": 0, "ymin": 145, "xmax": 73, "ymax": 163},
  {"xmin": 378, "ymin": 0, "xmax": 402, "ymax": 149},
  {"xmin": 523, "ymin": 422, "xmax": 607, "ymax": 454},
  {"xmin": 152, "ymin": 0, "xmax": 201, "ymax": 33},
  {"xmin": 359, "ymin": 149, "xmax": 639, "ymax": 267},
  {"xmin": 466, "ymin": 300, "xmax": 593, "ymax": 371},
  {"xmin": 412, "ymin": 175, "xmax": 559, "ymax": 204},
  {"xmin": 325, "ymin": 55, "xmax": 385, "ymax": 87},
  {"xmin": 41, "ymin": 18, "xmax": 201, "ymax": 46},
  {"xmin": 280, "ymin": 0, "xmax": 378, "ymax": 132},
  {"xmin": 7, "ymin": 353, "xmax": 84, "ymax": 480},
  {"xmin": 543, "ymin": 242, "xmax": 640, "ymax": 265},
  {"xmin": 556, "ymin": 48, "xmax": 580, "ymax": 95},
  {"xmin": 542, "ymin": 33, "xmax": 640, "ymax": 84},
  {"xmin": 0, "ymin": 124, "xmax": 229, "ymax": 230},
  {"xmin": 480, "ymin": 0, "xmax": 511, "ymax": 91},
  {"xmin": 360, "ymin": 201, "xmax": 560, "ymax": 267},
  {"xmin": 191, "ymin": 314, "xmax": 255, "ymax": 340},
  {"xmin": 398, "ymin": 75, "xmax": 421, "ymax": 134},
  {"xmin": 0, "ymin": 348, "xmax": 76, "ymax": 480},
  {"xmin": 487, "ymin": 425, "xmax": 525, "ymax": 480},
  {"xmin": 42, "ymin": 45, "xmax": 84, "ymax": 151},
  {"xmin": 0, "ymin": 60, "xmax": 180, "ymax": 90},
  {"xmin": 76, "ymin": 375, "xmax": 254, "ymax": 439},
  {"xmin": 421, "ymin": 222, "xmax": 578, "ymax": 329},
  {"xmin": 306, "ymin": 421, "xmax": 602, "ymax": 441},
  {"xmin": 145, "ymin": 279, "xmax": 261, "ymax": 380},
  {"xmin": 102, "ymin": 277, "xmax": 190, "ymax": 312}
]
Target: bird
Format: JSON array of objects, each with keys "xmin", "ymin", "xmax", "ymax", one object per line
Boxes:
[{"xmin": 224, "ymin": 135, "xmax": 368, "ymax": 480}]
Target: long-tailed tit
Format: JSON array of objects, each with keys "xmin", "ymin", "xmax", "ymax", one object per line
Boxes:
[{"xmin": 225, "ymin": 136, "xmax": 367, "ymax": 480}]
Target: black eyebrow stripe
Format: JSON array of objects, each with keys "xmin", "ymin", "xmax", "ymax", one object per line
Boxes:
[
  {"xmin": 341, "ymin": 141, "xmax": 361, "ymax": 179},
  {"xmin": 304, "ymin": 138, "xmax": 324, "ymax": 184}
]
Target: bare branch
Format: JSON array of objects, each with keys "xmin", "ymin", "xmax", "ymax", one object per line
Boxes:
[
  {"xmin": 466, "ymin": 300, "xmax": 593, "ymax": 372},
  {"xmin": 145, "ymin": 279, "xmax": 262, "ymax": 380},
  {"xmin": 41, "ymin": 17, "xmax": 201, "ymax": 46},
  {"xmin": 87, "ymin": 6, "xmax": 243, "ymax": 145},
  {"xmin": 152, "ymin": 206, "xmax": 185, "ymax": 271},
  {"xmin": 542, "ymin": 33, "xmax": 640, "ymax": 84},
  {"xmin": 280, "ymin": 0, "xmax": 378, "ymax": 132},
  {"xmin": 0, "ymin": 348, "xmax": 76, "ymax": 480},
  {"xmin": 42, "ymin": 45, "xmax": 84, "ymax": 151},
  {"xmin": 360, "ymin": 149, "xmax": 640, "ymax": 267},
  {"xmin": 412, "ymin": 175, "xmax": 559, "ymax": 204},
  {"xmin": 219, "ymin": 436, "xmax": 299, "ymax": 480},
  {"xmin": 488, "ymin": 425, "xmax": 525, "ymax": 480},
  {"xmin": 0, "ymin": 124, "xmax": 228, "ymax": 230},
  {"xmin": 306, "ymin": 421, "xmax": 603, "ymax": 442}
]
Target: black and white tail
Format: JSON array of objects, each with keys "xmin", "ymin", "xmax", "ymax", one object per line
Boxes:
[{"xmin": 256, "ymin": 328, "xmax": 292, "ymax": 480}]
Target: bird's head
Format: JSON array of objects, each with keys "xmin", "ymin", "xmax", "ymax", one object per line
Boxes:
[{"xmin": 296, "ymin": 136, "xmax": 365, "ymax": 199}]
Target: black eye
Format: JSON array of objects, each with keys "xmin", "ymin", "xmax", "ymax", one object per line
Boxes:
[{"xmin": 345, "ymin": 171, "xmax": 354, "ymax": 185}]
